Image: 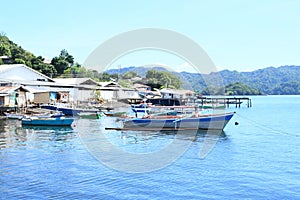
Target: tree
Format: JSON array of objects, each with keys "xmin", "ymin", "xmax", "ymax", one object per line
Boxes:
[
  {"xmin": 146, "ymin": 69, "xmax": 182, "ymax": 89},
  {"xmin": 122, "ymin": 71, "xmax": 140, "ymax": 79},
  {"xmin": 0, "ymin": 43, "xmax": 11, "ymax": 56},
  {"xmin": 51, "ymin": 49, "xmax": 75, "ymax": 76},
  {"xmin": 51, "ymin": 56, "xmax": 69, "ymax": 75},
  {"xmin": 13, "ymin": 58, "xmax": 26, "ymax": 64},
  {"xmin": 201, "ymin": 82, "xmax": 262, "ymax": 95}
]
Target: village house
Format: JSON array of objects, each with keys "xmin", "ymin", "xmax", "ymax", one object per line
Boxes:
[
  {"xmin": 33, "ymin": 91, "xmax": 70, "ymax": 104},
  {"xmin": 53, "ymin": 79, "xmax": 140, "ymax": 103},
  {"xmin": 0, "ymin": 85, "xmax": 29, "ymax": 108},
  {"xmin": 133, "ymin": 83, "xmax": 151, "ymax": 91},
  {"xmin": 159, "ymin": 88, "xmax": 196, "ymax": 103},
  {"xmin": 53, "ymin": 78, "xmax": 98, "ymax": 103},
  {"xmin": 0, "ymin": 64, "xmax": 102, "ymax": 104},
  {"xmin": 0, "ymin": 64, "xmax": 58, "ymax": 103},
  {"xmin": 98, "ymin": 82, "xmax": 139, "ymax": 102},
  {"xmin": 0, "ymin": 64, "xmax": 140, "ymax": 106},
  {"xmin": 133, "ymin": 83, "xmax": 161, "ymax": 99}
]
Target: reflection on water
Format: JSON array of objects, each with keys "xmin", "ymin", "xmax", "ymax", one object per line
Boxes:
[
  {"xmin": 111, "ymin": 129, "xmax": 227, "ymax": 157},
  {"xmin": 0, "ymin": 119, "xmax": 75, "ymax": 150},
  {"xmin": 77, "ymin": 117, "xmax": 228, "ymax": 157},
  {"xmin": 76, "ymin": 117, "xmax": 229, "ymax": 173}
]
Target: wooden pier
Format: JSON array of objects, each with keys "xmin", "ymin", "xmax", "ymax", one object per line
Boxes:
[{"xmin": 198, "ymin": 96, "xmax": 252, "ymax": 108}]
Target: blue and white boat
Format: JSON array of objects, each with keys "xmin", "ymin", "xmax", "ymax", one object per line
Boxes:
[
  {"xmin": 4, "ymin": 112, "xmax": 24, "ymax": 120},
  {"xmin": 131, "ymin": 104, "xmax": 151, "ymax": 113},
  {"xmin": 123, "ymin": 112, "xmax": 235, "ymax": 130},
  {"xmin": 41, "ymin": 104, "xmax": 99, "ymax": 116},
  {"xmin": 22, "ymin": 116, "xmax": 74, "ymax": 126}
]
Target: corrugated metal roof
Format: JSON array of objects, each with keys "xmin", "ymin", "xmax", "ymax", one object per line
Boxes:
[
  {"xmin": 0, "ymin": 64, "xmax": 54, "ymax": 82},
  {"xmin": 53, "ymin": 78, "xmax": 98, "ymax": 85},
  {"xmin": 98, "ymin": 82, "xmax": 120, "ymax": 87},
  {"xmin": 0, "ymin": 85, "xmax": 29, "ymax": 94}
]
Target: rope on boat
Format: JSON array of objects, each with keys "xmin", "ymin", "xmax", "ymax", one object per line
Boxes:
[{"xmin": 235, "ymin": 113, "xmax": 299, "ymax": 137}]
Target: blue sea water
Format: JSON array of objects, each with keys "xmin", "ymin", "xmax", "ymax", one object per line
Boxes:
[{"xmin": 0, "ymin": 95, "xmax": 299, "ymax": 199}]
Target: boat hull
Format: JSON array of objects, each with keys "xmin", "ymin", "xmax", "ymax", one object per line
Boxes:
[
  {"xmin": 78, "ymin": 112, "xmax": 102, "ymax": 119},
  {"xmin": 22, "ymin": 117, "xmax": 74, "ymax": 126},
  {"xmin": 41, "ymin": 105, "xmax": 98, "ymax": 116},
  {"xmin": 123, "ymin": 112, "xmax": 235, "ymax": 130}
]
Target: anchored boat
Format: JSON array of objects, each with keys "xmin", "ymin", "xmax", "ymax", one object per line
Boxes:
[
  {"xmin": 22, "ymin": 116, "xmax": 74, "ymax": 126},
  {"xmin": 122, "ymin": 112, "xmax": 235, "ymax": 130}
]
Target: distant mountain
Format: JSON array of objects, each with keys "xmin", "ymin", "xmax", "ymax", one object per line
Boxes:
[
  {"xmin": 106, "ymin": 65, "xmax": 300, "ymax": 95},
  {"xmin": 106, "ymin": 66, "xmax": 168, "ymax": 77}
]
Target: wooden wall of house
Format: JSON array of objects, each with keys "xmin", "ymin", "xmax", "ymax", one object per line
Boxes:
[
  {"xmin": 34, "ymin": 92, "xmax": 50, "ymax": 104},
  {"xmin": 100, "ymin": 90, "xmax": 115, "ymax": 100},
  {"xmin": 75, "ymin": 89, "xmax": 95, "ymax": 102}
]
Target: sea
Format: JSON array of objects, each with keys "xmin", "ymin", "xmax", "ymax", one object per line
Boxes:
[{"xmin": 0, "ymin": 95, "xmax": 299, "ymax": 199}]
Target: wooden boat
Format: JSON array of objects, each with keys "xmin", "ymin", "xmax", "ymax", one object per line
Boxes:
[
  {"xmin": 78, "ymin": 112, "xmax": 102, "ymax": 119},
  {"xmin": 4, "ymin": 111, "xmax": 63, "ymax": 120},
  {"xmin": 103, "ymin": 111, "xmax": 127, "ymax": 117},
  {"xmin": 131, "ymin": 104, "xmax": 151, "ymax": 113},
  {"xmin": 41, "ymin": 104, "xmax": 99, "ymax": 116},
  {"xmin": 4, "ymin": 112, "xmax": 24, "ymax": 120},
  {"xmin": 122, "ymin": 112, "xmax": 235, "ymax": 130},
  {"xmin": 200, "ymin": 105, "xmax": 226, "ymax": 109},
  {"xmin": 22, "ymin": 116, "xmax": 74, "ymax": 126}
]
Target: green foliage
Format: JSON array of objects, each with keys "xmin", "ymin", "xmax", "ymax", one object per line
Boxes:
[
  {"xmin": 201, "ymin": 86, "xmax": 225, "ymax": 95},
  {"xmin": 0, "ymin": 34, "xmax": 56, "ymax": 77},
  {"xmin": 272, "ymin": 81, "xmax": 300, "ymax": 95},
  {"xmin": 205, "ymin": 66, "xmax": 300, "ymax": 95},
  {"xmin": 225, "ymin": 82, "xmax": 261, "ymax": 95},
  {"xmin": 146, "ymin": 69, "xmax": 182, "ymax": 89},
  {"xmin": 3, "ymin": 33, "xmax": 300, "ymax": 95},
  {"xmin": 202, "ymin": 82, "xmax": 262, "ymax": 95},
  {"xmin": 98, "ymin": 72, "xmax": 113, "ymax": 81},
  {"xmin": 0, "ymin": 43, "xmax": 11, "ymax": 56},
  {"xmin": 13, "ymin": 58, "xmax": 26, "ymax": 64},
  {"xmin": 118, "ymin": 79, "xmax": 132, "ymax": 88},
  {"xmin": 122, "ymin": 71, "xmax": 140, "ymax": 79},
  {"xmin": 51, "ymin": 50, "xmax": 74, "ymax": 75}
]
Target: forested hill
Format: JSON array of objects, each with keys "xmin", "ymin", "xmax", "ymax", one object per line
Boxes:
[
  {"xmin": 1, "ymin": 34, "xmax": 300, "ymax": 94},
  {"xmin": 107, "ymin": 65, "xmax": 300, "ymax": 95},
  {"xmin": 218, "ymin": 66, "xmax": 300, "ymax": 94}
]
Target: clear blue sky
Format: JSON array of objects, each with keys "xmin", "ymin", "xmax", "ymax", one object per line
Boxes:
[{"xmin": 1, "ymin": 0, "xmax": 300, "ymax": 72}]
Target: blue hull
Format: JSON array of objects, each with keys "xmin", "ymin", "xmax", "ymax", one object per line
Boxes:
[
  {"xmin": 22, "ymin": 117, "xmax": 74, "ymax": 126},
  {"xmin": 41, "ymin": 105, "xmax": 98, "ymax": 116},
  {"xmin": 123, "ymin": 112, "xmax": 235, "ymax": 130}
]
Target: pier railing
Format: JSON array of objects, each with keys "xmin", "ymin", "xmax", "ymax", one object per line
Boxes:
[{"xmin": 197, "ymin": 96, "xmax": 252, "ymax": 108}]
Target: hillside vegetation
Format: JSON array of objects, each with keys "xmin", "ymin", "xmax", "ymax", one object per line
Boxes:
[
  {"xmin": 0, "ymin": 34, "xmax": 109, "ymax": 80},
  {"xmin": 1, "ymin": 34, "xmax": 300, "ymax": 95},
  {"xmin": 107, "ymin": 66, "xmax": 300, "ymax": 95}
]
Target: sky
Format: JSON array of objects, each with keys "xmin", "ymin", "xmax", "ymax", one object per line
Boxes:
[{"xmin": 1, "ymin": 0, "xmax": 300, "ymax": 73}]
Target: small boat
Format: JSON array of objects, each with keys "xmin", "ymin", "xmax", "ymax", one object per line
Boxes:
[
  {"xmin": 200, "ymin": 105, "xmax": 226, "ymax": 109},
  {"xmin": 122, "ymin": 112, "xmax": 235, "ymax": 130},
  {"xmin": 78, "ymin": 112, "xmax": 102, "ymax": 119},
  {"xmin": 22, "ymin": 116, "xmax": 74, "ymax": 126},
  {"xmin": 4, "ymin": 112, "xmax": 24, "ymax": 120},
  {"xmin": 41, "ymin": 104, "xmax": 99, "ymax": 116},
  {"xmin": 131, "ymin": 104, "xmax": 151, "ymax": 113},
  {"xmin": 5, "ymin": 111, "xmax": 63, "ymax": 120},
  {"xmin": 103, "ymin": 111, "xmax": 127, "ymax": 117}
]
